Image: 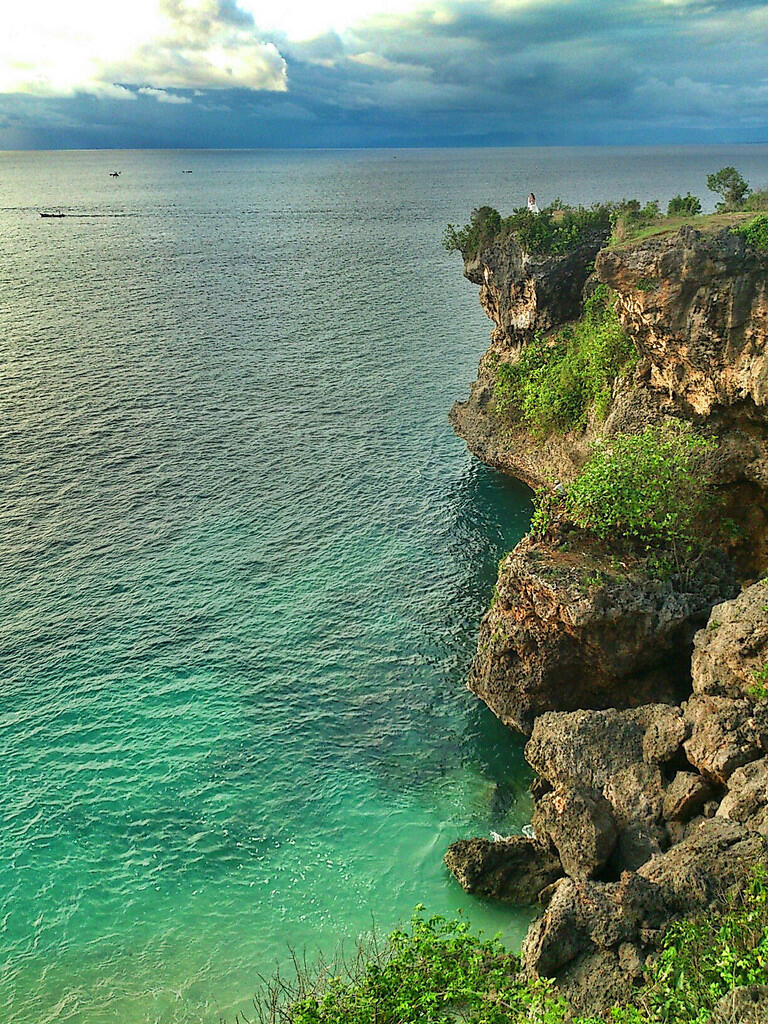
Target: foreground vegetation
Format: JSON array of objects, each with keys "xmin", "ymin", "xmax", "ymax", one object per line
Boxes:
[
  {"xmin": 493, "ymin": 285, "xmax": 636, "ymax": 436},
  {"xmin": 248, "ymin": 870, "xmax": 768, "ymax": 1023}
]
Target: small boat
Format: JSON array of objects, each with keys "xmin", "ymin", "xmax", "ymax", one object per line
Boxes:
[
  {"xmin": 40, "ymin": 212, "xmax": 65, "ymax": 218},
  {"xmin": 109, "ymin": 171, "xmax": 121, "ymax": 178}
]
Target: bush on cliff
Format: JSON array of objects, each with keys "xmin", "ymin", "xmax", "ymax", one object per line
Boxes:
[
  {"xmin": 707, "ymin": 166, "xmax": 751, "ymax": 211},
  {"xmin": 667, "ymin": 192, "xmax": 702, "ymax": 217},
  {"xmin": 494, "ymin": 285, "xmax": 636, "ymax": 436},
  {"xmin": 565, "ymin": 422, "xmax": 716, "ymax": 558},
  {"xmin": 736, "ymin": 213, "xmax": 768, "ymax": 252},
  {"xmin": 444, "ymin": 203, "xmax": 611, "ymax": 259},
  {"xmin": 251, "ymin": 870, "xmax": 768, "ymax": 1024},
  {"xmin": 443, "ymin": 206, "xmax": 503, "ymax": 259}
]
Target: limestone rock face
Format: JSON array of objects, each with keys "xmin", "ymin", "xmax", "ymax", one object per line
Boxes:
[
  {"xmin": 522, "ymin": 818, "xmax": 768, "ymax": 984},
  {"xmin": 717, "ymin": 756, "xmax": 768, "ymax": 835},
  {"xmin": 683, "ymin": 694, "xmax": 768, "ymax": 784},
  {"xmin": 692, "ymin": 581, "xmax": 768, "ymax": 699},
  {"xmin": 443, "ymin": 836, "xmax": 561, "ymax": 904},
  {"xmin": 471, "ymin": 535, "xmax": 735, "ymax": 734},
  {"xmin": 532, "ymin": 786, "xmax": 617, "ymax": 880},
  {"xmin": 463, "ymin": 232, "xmax": 607, "ymax": 352},
  {"xmin": 662, "ymin": 771, "xmax": 713, "ymax": 822},
  {"xmin": 596, "ymin": 226, "xmax": 768, "ymax": 417}
]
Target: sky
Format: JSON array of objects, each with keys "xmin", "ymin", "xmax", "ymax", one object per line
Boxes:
[{"xmin": 1, "ymin": 0, "xmax": 767, "ymax": 149}]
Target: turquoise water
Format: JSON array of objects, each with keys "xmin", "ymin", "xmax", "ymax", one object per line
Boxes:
[{"xmin": 3, "ymin": 145, "xmax": 768, "ymax": 1023}]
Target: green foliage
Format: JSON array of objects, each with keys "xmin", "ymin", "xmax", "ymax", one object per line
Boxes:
[
  {"xmin": 745, "ymin": 186, "xmax": 768, "ymax": 212},
  {"xmin": 748, "ymin": 663, "xmax": 768, "ymax": 700},
  {"xmin": 502, "ymin": 204, "xmax": 612, "ymax": 256},
  {"xmin": 610, "ymin": 200, "xmax": 661, "ymax": 243},
  {"xmin": 736, "ymin": 213, "xmax": 768, "ymax": 251},
  {"xmin": 443, "ymin": 206, "xmax": 502, "ymax": 255},
  {"xmin": 667, "ymin": 192, "xmax": 702, "ymax": 217},
  {"xmin": 494, "ymin": 285, "xmax": 636, "ymax": 436},
  {"xmin": 565, "ymin": 422, "xmax": 716, "ymax": 554},
  {"xmin": 444, "ymin": 202, "xmax": 611, "ymax": 259},
  {"xmin": 707, "ymin": 166, "xmax": 751, "ymax": 210},
  {"xmin": 252, "ymin": 871, "xmax": 768, "ymax": 1024},
  {"xmin": 530, "ymin": 486, "xmax": 563, "ymax": 539},
  {"xmin": 264, "ymin": 911, "xmax": 568, "ymax": 1024}
]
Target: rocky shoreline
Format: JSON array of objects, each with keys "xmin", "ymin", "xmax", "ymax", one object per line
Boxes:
[{"xmin": 445, "ymin": 221, "xmax": 768, "ymax": 1014}]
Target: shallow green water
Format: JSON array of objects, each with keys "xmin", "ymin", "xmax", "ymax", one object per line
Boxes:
[{"xmin": 0, "ymin": 148, "xmax": 538, "ymax": 1023}]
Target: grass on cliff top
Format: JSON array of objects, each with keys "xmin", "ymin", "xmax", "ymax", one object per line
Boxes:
[
  {"xmin": 493, "ymin": 284, "xmax": 636, "ymax": 437},
  {"xmin": 608, "ymin": 210, "xmax": 751, "ymax": 249},
  {"xmin": 248, "ymin": 868, "xmax": 768, "ymax": 1024}
]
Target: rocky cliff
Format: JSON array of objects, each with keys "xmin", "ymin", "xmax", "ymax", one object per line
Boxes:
[{"xmin": 446, "ymin": 220, "xmax": 768, "ymax": 1013}]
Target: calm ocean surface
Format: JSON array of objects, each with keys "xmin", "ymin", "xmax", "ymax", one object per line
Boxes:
[{"xmin": 2, "ymin": 144, "xmax": 768, "ymax": 1023}]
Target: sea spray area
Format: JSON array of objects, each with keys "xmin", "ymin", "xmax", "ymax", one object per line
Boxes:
[{"xmin": 3, "ymin": 146, "xmax": 768, "ymax": 1023}]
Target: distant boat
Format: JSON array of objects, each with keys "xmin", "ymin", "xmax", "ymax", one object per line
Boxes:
[
  {"xmin": 109, "ymin": 171, "xmax": 121, "ymax": 178},
  {"xmin": 183, "ymin": 170, "xmax": 192, "ymax": 174},
  {"xmin": 40, "ymin": 212, "xmax": 65, "ymax": 218}
]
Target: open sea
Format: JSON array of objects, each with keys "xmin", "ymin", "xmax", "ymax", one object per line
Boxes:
[{"xmin": 2, "ymin": 144, "xmax": 768, "ymax": 1023}]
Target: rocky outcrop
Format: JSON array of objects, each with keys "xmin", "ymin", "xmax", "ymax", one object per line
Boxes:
[
  {"xmin": 521, "ymin": 819, "xmax": 768, "ymax": 1011},
  {"xmin": 446, "ymin": 219, "xmax": 768, "ymax": 1016},
  {"xmin": 443, "ymin": 836, "xmax": 561, "ymax": 904},
  {"xmin": 683, "ymin": 693, "xmax": 768, "ymax": 784},
  {"xmin": 532, "ymin": 786, "xmax": 617, "ymax": 880},
  {"xmin": 463, "ymin": 232, "xmax": 607, "ymax": 352},
  {"xmin": 692, "ymin": 580, "xmax": 768, "ymax": 698},
  {"xmin": 717, "ymin": 756, "xmax": 768, "ymax": 835},
  {"xmin": 596, "ymin": 226, "xmax": 768, "ymax": 417},
  {"xmin": 471, "ymin": 534, "xmax": 735, "ymax": 734}
]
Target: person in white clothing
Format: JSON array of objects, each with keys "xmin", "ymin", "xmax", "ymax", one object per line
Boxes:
[{"xmin": 528, "ymin": 192, "xmax": 540, "ymax": 214}]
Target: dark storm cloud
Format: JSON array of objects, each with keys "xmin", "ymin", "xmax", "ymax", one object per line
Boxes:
[{"xmin": 2, "ymin": 0, "xmax": 767, "ymax": 147}]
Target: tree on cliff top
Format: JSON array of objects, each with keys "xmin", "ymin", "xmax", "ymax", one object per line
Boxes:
[{"xmin": 707, "ymin": 166, "xmax": 751, "ymax": 210}]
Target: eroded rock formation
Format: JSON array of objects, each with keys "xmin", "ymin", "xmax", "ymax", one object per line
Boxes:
[{"xmin": 445, "ymin": 221, "xmax": 768, "ymax": 1014}]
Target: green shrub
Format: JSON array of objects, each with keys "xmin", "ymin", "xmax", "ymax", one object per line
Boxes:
[
  {"xmin": 256, "ymin": 911, "xmax": 568, "ymax": 1024},
  {"xmin": 443, "ymin": 206, "xmax": 502, "ymax": 256},
  {"xmin": 444, "ymin": 203, "xmax": 611, "ymax": 259},
  {"xmin": 494, "ymin": 285, "xmax": 636, "ymax": 436},
  {"xmin": 617, "ymin": 866, "xmax": 768, "ymax": 1024},
  {"xmin": 252, "ymin": 870, "xmax": 768, "ymax": 1024},
  {"xmin": 736, "ymin": 213, "xmax": 768, "ymax": 251},
  {"xmin": 745, "ymin": 186, "xmax": 768, "ymax": 211},
  {"xmin": 565, "ymin": 422, "xmax": 716, "ymax": 555},
  {"xmin": 667, "ymin": 192, "xmax": 702, "ymax": 217},
  {"xmin": 707, "ymin": 166, "xmax": 751, "ymax": 210}
]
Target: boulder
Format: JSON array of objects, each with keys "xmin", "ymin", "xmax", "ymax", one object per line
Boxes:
[
  {"xmin": 526, "ymin": 706, "xmax": 679, "ymax": 830},
  {"xmin": 717, "ymin": 756, "xmax": 768, "ymax": 835},
  {"xmin": 469, "ymin": 538, "xmax": 733, "ymax": 734},
  {"xmin": 611, "ymin": 823, "xmax": 663, "ymax": 873},
  {"xmin": 663, "ymin": 771, "xmax": 713, "ymax": 822},
  {"xmin": 638, "ymin": 818, "xmax": 768, "ymax": 915},
  {"xmin": 532, "ymin": 786, "xmax": 618, "ymax": 879},
  {"xmin": 683, "ymin": 695, "xmax": 768, "ymax": 784},
  {"xmin": 444, "ymin": 836, "xmax": 561, "ymax": 904},
  {"xmin": 693, "ymin": 582, "xmax": 768, "ymax": 699},
  {"xmin": 521, "ymin": 872, "xmax": 666, "ymax": 978},
  {"xmin": 711, "ymin": 986, "xmax": 768, "ymax": 1024},
  {"xmin": 603, "ymin": 762, "xmax": 664, "ymax": 829}
]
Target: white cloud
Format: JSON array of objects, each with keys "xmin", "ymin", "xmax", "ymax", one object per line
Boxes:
[
  {"xmin": 137, "ymin": 86, "xmax": 192, "ymax": 103},
  {"xmin": 0, "ymin": 0, "xmax": 287, "ymax": 98}
]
